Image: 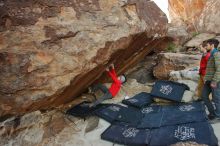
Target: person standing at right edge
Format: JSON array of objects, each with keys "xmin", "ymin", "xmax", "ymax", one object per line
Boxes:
[{"xmin": 201, "ymin": 39, "xmax": 220, "ymax": 121}]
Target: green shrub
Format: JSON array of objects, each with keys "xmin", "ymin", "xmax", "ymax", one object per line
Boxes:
[
  {"xmin": 192, "ymin": 31, "xmax": 200, "ymax": 37},
  {"xmin": 166, "ymin": 43, "xmax": 176, "ymax": 52}
]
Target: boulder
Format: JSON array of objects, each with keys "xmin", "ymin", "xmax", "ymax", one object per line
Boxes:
[
  {"xmin": 167, "ymin": 23, "xmax": 189, "ymax": 46},
  {"xmin": 177, "ymin": 80, "xmax": 198, "ymax": 93},
  {"xmin": 153, "ymin": 53, "xmax": 201, "ymax": 80},
  {"xmin": 0, "ymin": 0, "xmax": 168, "ymax": 117},
  {"xmin": 198, "ymin": 0, "xmax": 220, "ymax": 33},
  {"xmin": 182, "ymin": 90, "xmax": 194, "ymax": 103},
  {"xmin": 168, "ymin": 0, "xmax": 206, "ymax": 31},
  {"xmin": 170, "ymin": 68, "xmax": 200, "ymax": 82},
  {"xmin": 126, "ymin": 54, "xmax": 158, "ymax": 84},
  {"xmin": 170, "ymin": 68, "xmax": 200, "ymax": 101},
  {"xmin": 215, "ymin": 35, "xmax": 220, "ymax": 43},
  {"xmin": 184, "ymin": 33, "xmax": 216, "ymax": 48},
  {"xmin": 169, "ymin": 0, "xmax": 220, "ymax": 33},
  {"xmin": 85, "ymin": 116, "xmax": 99, "ymax": 133}
]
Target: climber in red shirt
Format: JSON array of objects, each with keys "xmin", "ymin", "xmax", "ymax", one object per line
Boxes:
[
  {"xmin": 196, "ymin": 41, "xmax": 211, "ymax": 98},
  {"xmin": 89, "ymin": 64, "xmax": 126, "ymax": 107}
]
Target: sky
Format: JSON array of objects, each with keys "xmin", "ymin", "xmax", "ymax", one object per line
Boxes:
[{"xmin": 152, "ymin": 0, "xmax": 170, "ymax": 22}]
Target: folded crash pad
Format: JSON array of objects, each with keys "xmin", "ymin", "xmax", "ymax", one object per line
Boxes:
[{"xmin": 151, "ymin": 80, "xmax": 190, "ymax": 102}]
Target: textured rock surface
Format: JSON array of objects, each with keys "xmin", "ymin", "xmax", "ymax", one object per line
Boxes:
[
  {"xmin": 153, "ymin": 53, "xmax": 201, "ymax": 80},
  {"xmin": 167, "ymin": 23, "xmax": 189, "ymax": 46},
  {"xmin": 198, "ymin": 0, "xmax": 220, "ymax": 33},
  {"xmin": 168, "ymin": 0, "xmax": 206, "ymax": 31},
  {"xmin": 169, "ymin": 0, "xmax": 220, "ymax": 33},
  {"xmin": 0, "ymin": 0, "xmax": 168, "ymax": 117},
  {"xmin": 184, "ymin": 33, "xmax": 216, "ymax": 48},
  {"xmin": 170, "ymin": 68, "xmax": 200, "ymax": 82},
  {"xmin": 170, "ymin": 67, "xmax": 200, "ymax": 101},
  {"xmin": 126, "ymin": 54, "xmax": 158, "ymax": 84}
]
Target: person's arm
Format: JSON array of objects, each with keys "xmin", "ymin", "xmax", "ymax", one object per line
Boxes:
[
  {"xmin": 110, "ymin": 67, "xmax": 117, "ymax": 76},
  {"xmin": 107, "ymin": 68, "xmax": 120, "ymax": 83},
  {"xmin": 211, "ymin": 53, "xmax": 220, "ymax": 88},
  {"xmin": 107, "ymin": 64, "xmax": 118, "ymax": 81},
  {"xmin": 108, "ymin": 64, "xmax": 117, "ymax": 76}
]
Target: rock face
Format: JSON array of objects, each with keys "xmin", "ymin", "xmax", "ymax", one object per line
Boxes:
[
  {"xmin": 0, "ymin": 0, "xmax": 168, "ymax": 117},
  {"xmin": 127, "ymin": 54, "xmax": 158, "ymax": 84},
  {"xmin": 170, "ymin": 67, "xmax": 200, "ymax": 101},
  {"xmin": 198, "ymin": 0, "xmax": 220, "ymax": 33},
  {"xmin": 153, "ymin": 53, "xmax": 201, "ymax": 80},
  {"xmin": 167, "ymin": 23, "xmax": 189, "ymax": 46},
  {"xmin": 168, "ymin": 0, "xmax": 220, "ymax": 33},
  {"xmin": 168, "ymin": 0, "xmax": 206, "ymax": 31},
  {"xmin": 184, "ymin": 33, "xmax": 216, "ymax": 48},
  {"xmin": 170, "ymin": 68, "xmax": 200, "ymax": 82}
]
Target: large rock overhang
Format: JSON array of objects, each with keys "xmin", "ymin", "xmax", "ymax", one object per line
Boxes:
[{"xmin": 0, "ymin": 0, "xmax": 168, "ymax": 117}]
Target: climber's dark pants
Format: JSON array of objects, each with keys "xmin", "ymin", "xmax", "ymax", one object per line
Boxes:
[{"xmin": 91, "ymin": 83, "xmax": 113, "ymax": 107}]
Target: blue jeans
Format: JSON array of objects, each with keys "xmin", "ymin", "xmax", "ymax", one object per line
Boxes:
[{"xmin": 202, "ymin": 81, "xmax": 220, "ymax": 117}]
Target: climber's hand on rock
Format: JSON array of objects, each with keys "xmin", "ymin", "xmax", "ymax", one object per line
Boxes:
[
  {"xmin": 110, "ymin": 63, "xmax": 114, "ymax": 69},
  {"xmin": 106, "ymin": 67, "xmax": 110, "ymax": 72}
]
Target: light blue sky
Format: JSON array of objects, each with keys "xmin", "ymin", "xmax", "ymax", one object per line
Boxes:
[{"xmin": 152, "ymin": 0, "xmax": 170, "ymax": 22}]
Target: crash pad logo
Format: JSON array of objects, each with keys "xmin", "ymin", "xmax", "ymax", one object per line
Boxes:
[
  {"xmin": 179, "ymin": 105, "xmax": 195, "ymax": 112},
  {"xmin": 128, "ymin": 98, "xmax": 138, "ymax": 103},
  {"xmin": 109, "ymin": 106, "xmax": 120, "ymax": 112},
  {"xmin": 174, "ymin": 126, "xmax": 195, "ymax": 140},
  {"xmin": 123, "ymin": 128, "xmax": 139, "ymax": 138},
  {"xmin": 160, "ymin": 85, "xmax": 173, "ymax": 95},
  {"xmin": 141, "ymin": 107, "xmax": 153, "ymax": 114}
]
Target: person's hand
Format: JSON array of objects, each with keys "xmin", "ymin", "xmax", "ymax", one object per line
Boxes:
[
  {"xmin": 106, "ymin": 67, "xmax": 110, "ymax": 72},
  {"xmin": 110, "ymin": 63, "xmax": 114, "ymax": 69},
  {"xmin": 199, "ymin": 44, "xmax": 207, "ymax": 53},
  {"xmin": 211, "ymin": 81, "xmax": 217, "ymax": 88}
]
